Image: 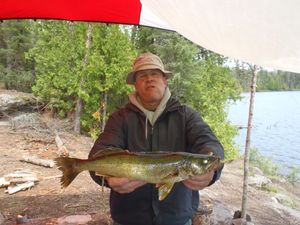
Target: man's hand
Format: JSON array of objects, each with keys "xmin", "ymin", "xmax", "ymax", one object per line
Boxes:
[
  {"xmin": 182, "ymin": 170, "xmax": 214, "ymax": 191},
  {"xmin": 106, "ymin": 177, "xmax": 146, "ymax": 193}
]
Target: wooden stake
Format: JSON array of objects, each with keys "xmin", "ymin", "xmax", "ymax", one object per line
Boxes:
[{"xmin": 241, "ymin": 65, "xmax": 258, "ymax": 220}]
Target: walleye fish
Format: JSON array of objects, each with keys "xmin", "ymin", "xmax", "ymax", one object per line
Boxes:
[{"xmin": 55, "ymin": 148, "xmax": 222, "ymax": 200}]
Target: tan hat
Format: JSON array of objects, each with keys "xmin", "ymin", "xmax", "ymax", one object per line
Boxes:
[{"xmin": 126, "ymin": 52, "xmax": 172, "ymax": 84}]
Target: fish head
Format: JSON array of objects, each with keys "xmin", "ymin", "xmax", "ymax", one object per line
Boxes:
[{"xmin": 188, "ymin": 154, "xmax": 221, "ymax": 176}]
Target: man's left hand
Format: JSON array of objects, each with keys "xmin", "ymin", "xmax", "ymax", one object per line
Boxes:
[{"xmin": 182, "ymin": 170, "xmax": 214, "ymax": 191}]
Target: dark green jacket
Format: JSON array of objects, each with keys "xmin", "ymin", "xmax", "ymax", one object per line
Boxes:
[{"xmin": 89, "ymin": 98, "xmax": 224, "ymax": 225}]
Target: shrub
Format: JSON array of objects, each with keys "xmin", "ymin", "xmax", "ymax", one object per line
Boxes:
[
  {"xmin": 249, "ymin": 148, "xmax": 279, "ymax": 176},
  {"xmin": 286, "ymin": 166, "xmax": 300, "ymax": 185}
]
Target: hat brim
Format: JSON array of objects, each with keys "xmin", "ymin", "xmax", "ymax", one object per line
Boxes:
[{"xmin": 126, "ymin": 69, "xmax": 172, "ymax": 85}]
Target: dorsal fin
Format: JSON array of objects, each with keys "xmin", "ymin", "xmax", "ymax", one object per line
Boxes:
[{"xmin": 91, "ymin": 147, "xmax": 127, "ymax": 158}]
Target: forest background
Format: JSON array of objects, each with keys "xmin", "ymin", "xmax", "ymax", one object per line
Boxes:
[{"xmin": 1, "ymin": 20, "xmax": 300, "ymax": 161}]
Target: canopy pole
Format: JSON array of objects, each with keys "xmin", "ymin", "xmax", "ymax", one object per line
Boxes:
[{"xmin": 241, "ymin": 65, "xmax": 257, "ymax": 220}]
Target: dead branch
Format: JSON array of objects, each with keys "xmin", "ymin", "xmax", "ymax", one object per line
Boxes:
[
  {"xmin": 4, "ymin": 171, "xmax": 38, "ymax": 184},
  {"xmin": 20, "ymin": 155, "xmax": 55, "ymax": 168},
  {"xmin": 55, "ymin": 130, "xmax": 69, "ymax": 157},
  {"xmin": 5, "ymin": 181, "xmax": 35, "ymax": 194}
]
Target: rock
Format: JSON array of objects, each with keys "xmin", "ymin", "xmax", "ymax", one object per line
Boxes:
[
  {"xmin": 57, "ymin": 214, "xmax": 92, "ymax": 225},
  {"xmin": 0, "ymin": 92, "xmax": 43, "ymax": 115},
  {"xmin": 210, "ymin": 200, "xmax": 233, "ymax": 225},
  {"xmin": 271, "ymin": 196, "xmax": 279, "ymax": 203},
  {"xmin": 249, "ymin": 166, "xmax": 264, "ymax": 176},
  {"xmin": 266, "ymin": 201, "xmax": 300, "ymax": 224},
  {"xmin": 248, "ymin": 174, "xmax": 272, "ymax": 188},
  {"xmin": 273, "ymin": 193, "xmax": 294, "ymax": 207},
  {"xmin": 233, "ymin": 210, "xmax": 252, "ymax": 221},
  {"xmin": 231, "ymin": 218, "xmax": 254, "ymax": 225},
  {"xmin": 0, "ymin": 94, "xmax": 25, "ymax": 111}
]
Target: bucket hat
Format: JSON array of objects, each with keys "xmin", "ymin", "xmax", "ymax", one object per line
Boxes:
[{"xmin": 126, "ymin": 52, "xmax": 172, "ymax": 84}]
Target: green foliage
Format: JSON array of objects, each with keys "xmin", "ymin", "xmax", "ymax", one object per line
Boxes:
[
  {"xmin": 0, "ymin": 20, "xmax": 35, "ymax": 92},
  {"xmin": 261, "ymin": 183, "xmax": 278, "ymax": 193},
  {"xmin": 257, "ymin": 70, "xmax": 300, "ymax": 91},
  {"xmin": 184, "ymin": 60, "xmax": 241, "ymax": 160},
  {"xmin": 231, "ymin": 62, "xmax": 300, "ymax": 91},
  {"xmin": 28, "ymin": 21, "xmax": 135, "ymax": 134},
  {"xmin": 28, "ymin": 20, "xmax": 81, "ymax": 114},
  {"xmin": 286, "ymin": 165, "xmax": 300, "ymax": 185},
  {"xmin": 249, "ymin": 148, "xmax": 280, "ymax": 176},
  {"xmin": 79, "ymin": 24, "xmax": 135, "ymax": 134}
]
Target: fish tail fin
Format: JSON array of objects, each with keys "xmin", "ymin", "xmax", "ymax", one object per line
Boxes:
[{"xmin": 55, "ymin": 157, "xmax": 81, "ymax": 188}]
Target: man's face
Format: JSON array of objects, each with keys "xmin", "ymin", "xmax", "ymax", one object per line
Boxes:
[{"xmin": 134, "ymin": 69, "xmax": 167, "ymax": 107}]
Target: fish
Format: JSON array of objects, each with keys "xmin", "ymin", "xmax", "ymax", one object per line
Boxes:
[{"xmin": 55, "ymin": 148, "xmax": 222, "ymax": 200}]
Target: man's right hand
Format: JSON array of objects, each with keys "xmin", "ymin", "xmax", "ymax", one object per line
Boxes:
[{"xmin": 106, "ymin": 177, "xmax": 146, "ymax": 193}]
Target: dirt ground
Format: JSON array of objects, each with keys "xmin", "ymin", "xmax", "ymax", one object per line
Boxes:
[
  {"xmin": 204, "ymin": 160, "xmax": 300, "ymax": 225},
  {"xmin": 0, "ymin": 97, "xmax": 300, "ymax": 224},
  {"xmin": 0, "ymin": 112, "xmax": 112, "ymax": 224}
]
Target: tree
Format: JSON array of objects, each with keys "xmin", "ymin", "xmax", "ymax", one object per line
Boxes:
[
  {"xmin": 233, "ymin": 62, "xmax": 300, "ymax": 92},
  {"xmin": 28, "ymin": 20, "xmax": 82, "ymax": 117},
  {"xmin": 78, "ymin": 24, "xmax": 136, "ymax": 136},
  {"xmin": 185, "ymin": 59, "xmax": 241, "ymax": 159},
  {"xmin": 74, "ymin": 23, "xmax": 93, "ymax": 134},
  {"xmin": 0, "ymin": 20, "xmax": 35, "ymax": 92},
  {"xmin": 29, "ymin": 21, "xmax": 135, "ymax": 136}
]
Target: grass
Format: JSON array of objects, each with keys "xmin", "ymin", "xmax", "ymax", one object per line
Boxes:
[
  {"xmin": 249, "ymin": 148, "xmax": 300, "ymax": 186},
  {"xmin": 247, "ymin": 148, "xmax": 299, "ymax": 208},
  {"xmin": 286, "ymin": 165, "xmax": 300, "ymax": 185},
  {"xmin": 249, "ymin": 148, "xmax": 279, "ymax": 177},
  {"xmin": 261, "ymin": 183, "xmax": 278, "ymax": 193}
]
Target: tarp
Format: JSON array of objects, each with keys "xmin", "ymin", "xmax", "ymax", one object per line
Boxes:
[{"xmin": 1, "ymin": 0, "xmax": 300, "ymax": 73}]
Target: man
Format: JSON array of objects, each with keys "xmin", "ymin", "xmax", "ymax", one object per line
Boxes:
[{"xmin": 89, "ymin": 52, "xmax": 224, "ymax": 225}]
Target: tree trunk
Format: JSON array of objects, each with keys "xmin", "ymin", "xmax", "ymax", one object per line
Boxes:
[
  {"xmin": 74, "ymin": 98, "xmax": 83, "ymax": 133},
  {"xmin": 241, "ymin": 65, "xmax": 257, "ymax": 220},
  {"xmin": 74, "ymin": 23, "xmax": 93, "ymax": 133},
  {"xmin": 101, "ymin": 92, "xmax": 108, "ymax": 132}
]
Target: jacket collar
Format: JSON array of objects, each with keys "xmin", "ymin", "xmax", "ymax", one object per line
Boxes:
[{"xmin": 126, "ymin": 96, "xmax": 181, "ymax": 115}]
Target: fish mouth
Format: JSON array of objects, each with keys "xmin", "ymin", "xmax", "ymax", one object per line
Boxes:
[{"xmin": 207, "ymin": 158, "xmax": 223, "ymax": 172}]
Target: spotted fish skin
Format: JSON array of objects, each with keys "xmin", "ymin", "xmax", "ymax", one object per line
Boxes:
[{"xmin": 55, "ymin": 149, "xmax": 222, "ymax": 200}]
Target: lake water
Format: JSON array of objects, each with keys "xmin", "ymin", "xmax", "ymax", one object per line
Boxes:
[{"xmin": 227, "ymin": 91, "xmax": 300, "ymax": 174}]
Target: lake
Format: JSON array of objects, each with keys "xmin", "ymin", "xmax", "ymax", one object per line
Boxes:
[{"xmin": 227, "ymin": 91, "xmax": 300, "ymax": 174}]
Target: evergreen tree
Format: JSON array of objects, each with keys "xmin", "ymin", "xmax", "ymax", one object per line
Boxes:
[
  {"xmin": 28, "ymin": 21, "xmax": 135, "ymax": 135},
  {"xmin": 0, "ymin": 20, "xmax": 35, "ymax": 92}
]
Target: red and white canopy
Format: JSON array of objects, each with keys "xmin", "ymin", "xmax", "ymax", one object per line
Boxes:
[{"xmin": 1, "ymin": 0, "xmax": 300, "ymax": 73}]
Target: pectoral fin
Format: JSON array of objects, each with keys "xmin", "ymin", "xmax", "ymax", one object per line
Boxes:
[{"xmin": 158, "ymin": 183, "xmax": 174, "ymax": 201}]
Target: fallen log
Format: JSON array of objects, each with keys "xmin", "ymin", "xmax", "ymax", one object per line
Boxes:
[
  {"xmin": 20, "ymin": 155, "xmax": 55, "ymax": 168},
  {"xmin": 4, "ymin": 171, "xmax": 38, "ymax": 184},
  {"xmin": 5, "ymin": 181, "xmax": 35, "ymax": 194}
]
